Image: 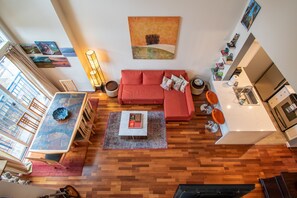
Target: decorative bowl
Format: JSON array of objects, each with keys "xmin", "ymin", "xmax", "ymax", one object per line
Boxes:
[
  {"xmin": 194, "ymin": 79, "xmax": 204, "ymax": 86},
  {"xmin": 52, "ymin": 107, "xmax": 69, "ymax": 121}
]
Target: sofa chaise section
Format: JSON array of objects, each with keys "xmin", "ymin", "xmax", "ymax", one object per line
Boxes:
[{"xmin": 163, "ymin": 70, "xmax": 195, "ymax": 121}]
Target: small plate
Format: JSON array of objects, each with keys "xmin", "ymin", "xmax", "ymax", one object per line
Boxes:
[{"xmin": 52, "ymin": 107, "xmax": 69, "ymax": 121}]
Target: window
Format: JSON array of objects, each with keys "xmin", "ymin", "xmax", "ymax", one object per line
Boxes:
[
  {"xmin": 0, "ymin": 57, "xmax": 49, "ymax": 106},
  {"xmin": 0, "ymin": 56, "xmax": 50, "ymax": 160},
  {"xmin": 0, "ymin": 31, "xmax": 7, "ymax": 50}
]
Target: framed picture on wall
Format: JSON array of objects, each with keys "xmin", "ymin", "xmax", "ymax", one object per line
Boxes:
[
  {"xmin": 49, "ymin": 57, "xmax": 71, "ymax": 67},
  {"xmin": 60, "ymin": 48, "xmax": 77, "ymax": 57},
  {"xmin": 20, "ymin": 44, "xmax": 41, "ymax": 54},
  {"xmin": 128, "ymin": 16, "xmax": 180, "ymax": 59},
  {"xmin": 34, "ymin": 41, "xmax": 62, "ymax": 55},
  {"xmin": 30, "ymin": 56, "xmax": 54, "ymax": 68},
  {"xmin": 241, "ymin": 0, "xmax": 261, "ymax": 30}
]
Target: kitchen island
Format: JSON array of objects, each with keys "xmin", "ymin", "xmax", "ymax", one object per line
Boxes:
[{"xmin": 211, "ymin": 70, "xmax": 276, "ymax": 144}]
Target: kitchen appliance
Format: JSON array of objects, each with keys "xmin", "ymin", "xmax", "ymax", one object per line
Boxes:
[
  {"xmin": 271, "ymin": 93, "xmax": 297, "ymax": 131},
  {"xmin": 268, "ymin": 85, "xmax": 296, "ymax": 108},
  {"xmin": 254, "ymin": 64, "xmax": 287, "ymax": 101}
]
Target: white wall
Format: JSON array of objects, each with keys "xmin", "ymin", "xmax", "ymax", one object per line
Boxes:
[
  {"xmin": 0, "ymin": 0, "xmax": 247, "ymax": 84},
  {"xmin": 229, "ymin": 0, "xmax": 297, "ymax": 91},
  {"xmin": 1, "ymin": 0, "xmax": 296, "ymax": 91},
  {"xmin": 0, "ymin": 0, "xmax": 93, "ymax": 91},
  {"xmin": 57, "ymin": 0, "xmax": 246, "ymax": 82}
]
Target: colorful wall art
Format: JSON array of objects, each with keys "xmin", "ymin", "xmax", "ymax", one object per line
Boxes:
[
  {"xmin": 31, "ymin": 57, "xmax": 71, "ymax": 68},
  {"xmin": 128, "ymin": 16, "xmax": 180, "ymax": 59},
  {"xmin": 34, "ymin": 41, "xmax": 62, "ymax": 55},
  {"xmin": 49, "ymin": 57, "xmax": 71, "ymax": 67},
  {"xmin": 30, "ymin": 56, "xmax": 53, "ymax": 68},
  {"xmin": 241, "ymin": 0, "xmax": 261, "ymax": 30},
  {"xmin": 20, "ymin": 44, "xmax": 41, "ymax": 54},
  {"xmin": 60, "ymin": 48, "xmax": 77, "ymax": 57}
]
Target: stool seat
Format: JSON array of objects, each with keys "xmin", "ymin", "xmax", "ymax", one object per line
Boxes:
[
  {"xmin": 212, "ymin": 108, "xmax": 225, "ymax": 124},
  {"xmin": 200, "ymin": 90, "xmax": 219, "ymax": 115},
  {"xmin": 206, "ymin": 90, "xmax": 218, "ymax": 105},
  {"xmin": 205, "ymin": 108, "xmax": 225, "ymax": 133}
]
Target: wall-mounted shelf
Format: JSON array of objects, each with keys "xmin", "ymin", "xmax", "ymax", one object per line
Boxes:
[
  {"xmin": 211, "ymin": 55, "xmax": 232, "ymax": 81},
  {"xmin": 211, "ymin": 33, "xmax": 241, "ymax": 81}
]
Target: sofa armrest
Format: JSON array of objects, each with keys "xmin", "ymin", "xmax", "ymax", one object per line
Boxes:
[
  {"xmin": 182, "ymin": 73, "xmax": 195, "ymax": 118},
  {"xmin": 117, "ymin": 79, "xmax": 124, "ymax": 104},
  {"xmin": 185, "ymin": 85, "xmax": 195, "ymax": 118}
]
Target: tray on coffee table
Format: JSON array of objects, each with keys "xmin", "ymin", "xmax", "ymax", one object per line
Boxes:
[{"xmin": 128, "ymin": 113, "xmax": 143, "ymax": 129}]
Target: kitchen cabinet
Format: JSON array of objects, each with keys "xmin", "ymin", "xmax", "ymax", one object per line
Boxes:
[
  {"xmin": 285, "ymin": 125, "xmax": 297, "ymax": 144},
  {"xmin": 254, "ymin": 64, "xmax": 287, "ymax": 101},
  {"xmin": 285, "ymin": 125, "xmax": 297, "ymax": 140}
]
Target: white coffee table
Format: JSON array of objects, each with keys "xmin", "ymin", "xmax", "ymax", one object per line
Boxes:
[{"xmin": 119, "ymin": 111, "xmax": 148, "ymax": 138}]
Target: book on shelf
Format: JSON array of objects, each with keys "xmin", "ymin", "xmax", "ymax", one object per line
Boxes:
[{"xmin": 128, "ymin": 113, "xmax": 143, "ymax": 129}]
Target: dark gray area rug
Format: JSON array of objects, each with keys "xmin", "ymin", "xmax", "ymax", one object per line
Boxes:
[{"xmin": 103, "ymin": 111, "xmax": 167, "ymax": 149}]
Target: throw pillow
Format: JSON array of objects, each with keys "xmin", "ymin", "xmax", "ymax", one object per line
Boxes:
[
  {"xmin": 171, "ymin": 75, "xmax": 183, "ymax": 91},
  {"xmin": 179, "ymin": 75, "xmax": 189, "ymax": 93},
  {"xmin": 160, "ymin": 76, "xmax": 173, "ymax": 90}
]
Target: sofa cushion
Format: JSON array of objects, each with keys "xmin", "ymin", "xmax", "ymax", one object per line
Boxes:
[
  {"xmin": 171, "ymin": 74, "xmax": 183, "ymax": 91},
  {"xmin": 121, "ymin": 85, "xmax": 164, "ymax": 104},
  {"xmin": 121, "ymin": 70, "xmax": 142, "ymax": 84},
  {"xmin": 165, "ymin": 70, "xmax": 186, "ymax": 79},
  {"xmin": 164, "ymin": 90, "xmax": 189, "ymax": 119},
  {"xmin": 160, "ymin": 76, "xmax": 173, "ymax": 90},
  {"xmin": 179, "ymin": 75, "xmax": 189, "ymax": 93},
  {"xmin": 143, "ymin": 70, "xmax": 164, "ymax": 85}
]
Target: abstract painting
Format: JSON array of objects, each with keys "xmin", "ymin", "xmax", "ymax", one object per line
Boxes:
[
  {"xmin": 60, "ymin": 48, "xmax": 77, "ymax": 57},
  {"xmin": 128, "ymin": 16, "xmax": 180, "ymax": 59},
  {"xmin": 30, "ymin": 56, "xmax": 53, "ymax": 68},
  {"xmin": 49, "ymin": 57, "xmax": 71, "ymax": 67},
  {"xmin": 20, "ymin": 44, "xmax": 41, "ymax": 54},
  {"xmin": 35, "ymin": 41, "xmax": 62, "ymax": 55},
  {"xmin": 241, "ymin": 0, "xmax": 261, "ymax": 30},
  {"xmin": 31, "ymin": 57, "xmax": 71, "ymax": 68}
]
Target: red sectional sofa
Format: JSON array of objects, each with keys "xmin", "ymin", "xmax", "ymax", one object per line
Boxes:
[{"xmin": 118, "ymin": 70, "xmax": 195, "ymax": 121}]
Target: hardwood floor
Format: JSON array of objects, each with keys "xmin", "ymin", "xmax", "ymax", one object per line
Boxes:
[{"xmin": 25, "ymin": 91, "xmax": 297, "ymax": 198}]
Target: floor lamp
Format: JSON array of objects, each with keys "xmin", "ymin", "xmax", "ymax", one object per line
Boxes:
[{"xmin": 85, "ymin": 50, "xmax": 106, "ymax": 91}]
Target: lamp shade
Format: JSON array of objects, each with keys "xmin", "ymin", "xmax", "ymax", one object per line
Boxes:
[
  {"xmin": 86, "ymin": 50, "xmax": 99, "ymax": 69},
  {"xmin": 85, "ymin": 49, "xmax": 106, "ymax": 90},
  {"xmin": 90, "ymin": 70, "xmax": 101, "ymax": 87}
]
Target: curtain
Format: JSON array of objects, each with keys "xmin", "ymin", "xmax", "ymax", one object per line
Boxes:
[
  {"xmin": 5, "ymin": 43, "xmax": 59, "ymax": 99},
  {"xmin": 0, "ymin": 151, "xmax": 31, "ymax": 175}
]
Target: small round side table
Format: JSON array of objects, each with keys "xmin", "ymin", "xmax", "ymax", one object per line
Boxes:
[
  {"xmin": 105, "ymin": 81, "xmax": 119, "ymax": 97},
  {"xmin": 190, "ymin": 78, "xmax": 205, "ymax": 95}
]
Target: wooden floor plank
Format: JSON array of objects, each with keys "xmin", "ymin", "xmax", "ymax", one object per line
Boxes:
[{"xmin": 23, "ymin": 91, "xmax": 297, "ymax": 198}]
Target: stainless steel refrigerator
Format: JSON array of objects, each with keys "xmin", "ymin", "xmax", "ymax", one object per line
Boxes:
[{"xmin": 254, "ymin": 64, "xmax": 287, "ymax": 101}]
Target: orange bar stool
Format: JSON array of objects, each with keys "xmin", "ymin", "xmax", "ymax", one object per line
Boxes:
[
  {"xmin": 205, "ymin": 108, "xmax": 225, "ymax": 133},
  {"xmin": 200, "ymin": 90, "xmax": 219, "ymax": 114}
]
